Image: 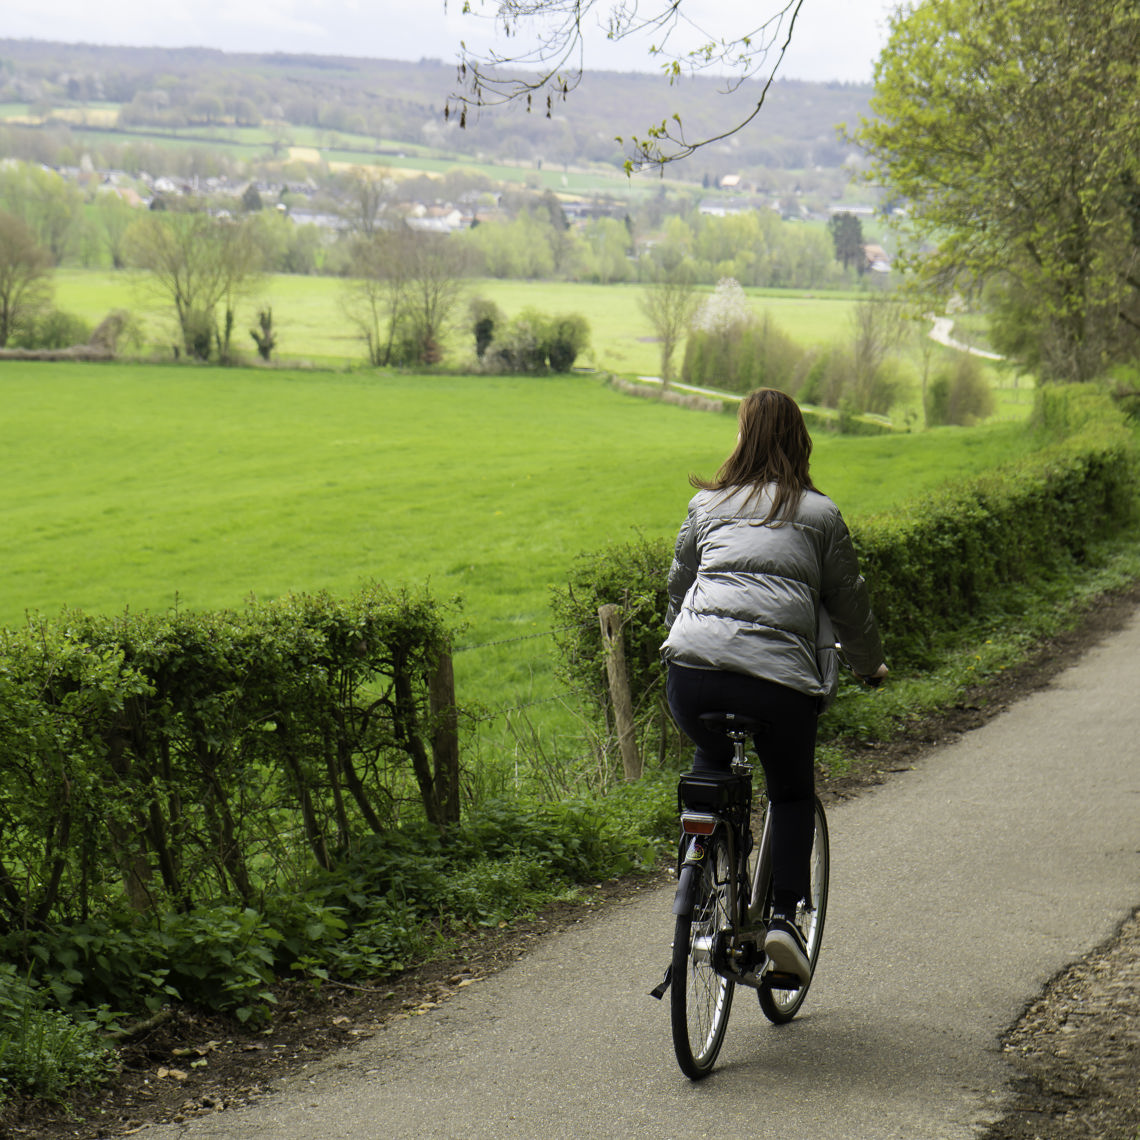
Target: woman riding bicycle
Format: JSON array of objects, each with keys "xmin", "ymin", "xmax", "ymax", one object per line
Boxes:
[{"xmin": 662, "ymin": 388, "xmax": 887, "ymax": 984}]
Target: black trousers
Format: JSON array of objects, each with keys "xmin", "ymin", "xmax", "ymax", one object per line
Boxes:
[{"xmin": 666, "ymin": 663, "xmax": 819, "ymax": 904}]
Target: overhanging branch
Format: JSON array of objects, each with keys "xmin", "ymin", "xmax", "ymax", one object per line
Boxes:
[{"xmin": 444, "ymin": 0, "xmax": 805, "ymax": 170}]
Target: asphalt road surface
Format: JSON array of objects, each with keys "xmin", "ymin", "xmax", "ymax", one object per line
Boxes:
[{"xmin": 143, "ymin": 610, "xmax": 1140, "ymax": 1140}]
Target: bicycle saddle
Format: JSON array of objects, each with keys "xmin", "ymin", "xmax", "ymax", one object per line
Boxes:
[{"xmin": 698, "ymin": 711, "xmax": 766, "ymax": 734}]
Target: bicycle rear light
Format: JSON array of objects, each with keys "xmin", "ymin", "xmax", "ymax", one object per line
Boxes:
[{"xmin": 680, "ymin": 813, "xmax": 718, "ymax": 836}]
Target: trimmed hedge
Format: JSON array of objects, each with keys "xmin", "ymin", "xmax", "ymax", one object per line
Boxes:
[
  {"xmin": 855, "ymin": 388, "xmax": 1136, "ymax": 664},
  {"xmin": 0, "ymin": 584, "xmax": 461, "ymax": 934}
]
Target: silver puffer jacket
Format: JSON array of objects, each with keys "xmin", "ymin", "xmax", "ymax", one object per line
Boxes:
[{"xmin": 661, "ymin": 483, "xmax": 884, "ymax": 698}]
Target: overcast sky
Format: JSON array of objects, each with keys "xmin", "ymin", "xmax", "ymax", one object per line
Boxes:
[{"xmin": 1, "ymin": 0, "xmax": 896, "ymax": 84}]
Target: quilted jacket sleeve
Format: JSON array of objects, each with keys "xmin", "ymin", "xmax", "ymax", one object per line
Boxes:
[
  {"xmin": 665, "ymin": 502, "xmax": 699, "ymax": 628},
  {"xmin": 819, "ymin": 510, "xmax": 883, "ymax": 676}
]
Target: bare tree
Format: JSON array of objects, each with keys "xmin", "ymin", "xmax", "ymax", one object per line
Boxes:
[
  {"xmin": 124, "ymin": 212, "xmax": 263, "ymax": 360},
  {"xmin": 403, "ymin": 233, "xmax": 470, "ymax": 364},
  {"xmin": 345, "ymin": 229, "xmax": 415, "ymax": 366},
  {"xmin": 336, "ymin": 169, "xmax": 396, "ymax": 239},
  {"xmin": 850, "ymin": 293, "xmax": 907, "ymax": 414},
  {"xmin": 0, "ymin": 209, "xmax": 52, "ymax": 348},
  {"xmin": 346, "ymin": 229, "xmax": 469, "ymax": 366},
  {"xmin": 638, "ymin": 264, "xmax": 699, "ymax": 390},
  {"xmin": 268, "ymin": 119, "xmax": 294, "ymax": 158},
  {"xmin": 446, "ymin": 0, "xmax": 804, "ymax": 169}
]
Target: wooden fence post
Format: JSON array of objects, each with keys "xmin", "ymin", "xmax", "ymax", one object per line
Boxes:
[
  {"xmin": 429, "ymin": 650, "xmax": 461, "ymax": 826},
  {"xmin": 598, "ymin": 604, "xmax": 642, "ymax": 780}
]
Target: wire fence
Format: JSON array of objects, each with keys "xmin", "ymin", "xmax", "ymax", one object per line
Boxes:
[
  {"xmin": 453, "ymin": 623, "xmax": 589, "ymax": 721},
  {"xmin": 454, "ymin": 625, "xmax": 575, "ymax": 653},
  {"xmin": 450, "ymin": 621, "xmax": 617, "ymax": 794}
]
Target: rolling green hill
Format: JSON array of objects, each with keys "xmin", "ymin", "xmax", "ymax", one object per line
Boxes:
[{"xmin": 0, "ymin": 37, "xmax": 872, "ymax": 188}]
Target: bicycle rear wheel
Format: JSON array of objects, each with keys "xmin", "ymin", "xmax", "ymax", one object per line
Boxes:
[
  {"xmin": 758, "ymin": 796, "xmax": 829, "ymax": 1024},
  {"xmin": 671, "ymin": 830, "xmax": 735, "ymax": 1079}
]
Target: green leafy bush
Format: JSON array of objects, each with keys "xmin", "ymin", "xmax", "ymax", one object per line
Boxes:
[
  {"xmin": 0, "ymin": 773, "xmax": 673, "ymax": 1022},
  {"xmin": 18, "ymin": 910, "xmax": 285, "ymax": 1025},
  {"xmin": 545, "ymin": 313, "xmax": 590, "ymax": 372},
  {"xmin": 0, "ymin": 967, "xmax": 114, "ymax": 1104},
  {"xmin": 483, "ymin": 308, "xmax": 591, "ymax": 373},
  {"xmin": 12, "ymin": 308, "xmax": 92, "ymax": 350},
  {"xmin": 925, "ymin": 354, "xmax": 997, "ymax": 426},
  {"xmin": 468, "ymin": 296, "xmax": 503, "ymax": 359}
]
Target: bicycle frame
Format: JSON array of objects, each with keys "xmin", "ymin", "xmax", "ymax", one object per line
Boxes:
[{"xmin": 674, "ymin": 733, "xmax": 775, "ymax": 991}]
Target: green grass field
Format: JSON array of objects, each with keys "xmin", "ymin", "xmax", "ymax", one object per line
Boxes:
[
  {"xmin": 1, "ymin": 362, "xmax": 1038, "ymax": 725},
  {"xmin": 53, "ymin": 269, "xmax": 863, "ymax": 376},
  {"xmin": 52, "ymin": 268, "xmax": 1030, "ymax": 427}
]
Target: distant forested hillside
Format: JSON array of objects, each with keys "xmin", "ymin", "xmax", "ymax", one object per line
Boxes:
[{"xmin": 0, "ymin": 38, "xmax": 871, "ymax": 184}]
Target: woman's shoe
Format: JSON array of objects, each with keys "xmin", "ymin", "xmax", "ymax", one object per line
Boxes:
[{"xmin": 764, "ymin": 916, "xmax": 811, "ymax": 984}]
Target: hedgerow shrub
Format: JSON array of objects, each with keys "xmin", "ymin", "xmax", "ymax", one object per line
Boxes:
[
  {"xmin": 857, "ymin": 390, "xmax": 1135, "ymax": 664},
  {"xmin": 12, "ymin": 308, "xmax": 92, "ymax": 350},
  {"xmin": 682, "ymin": 308, "xmax": 806, "ymax": 395},
  {"xmin": 925, "ymin": 354, "xmax": 997, "ymax": 426},
  {"xmin": 0, "ymin": 583, "xmax": 461, "ymax": 940}
]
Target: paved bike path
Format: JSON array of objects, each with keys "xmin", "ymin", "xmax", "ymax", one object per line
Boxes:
[{"xmin": 144, "ymin": 610, "xmax": 1140, "ymax": 1139}]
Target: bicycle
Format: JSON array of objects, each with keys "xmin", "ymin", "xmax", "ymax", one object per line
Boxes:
[{"xmin": 650, "ymin": 710, "xmax": 830, "ymax": 1080}]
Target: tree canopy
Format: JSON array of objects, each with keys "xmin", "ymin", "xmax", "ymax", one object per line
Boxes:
[
  {"xmin": 858, "ymin": 0, "xmax": 1140, "ymax": 382},
  {"xmin": 828, "ymin": 212, "xmax": 864, "ymax": 274}
]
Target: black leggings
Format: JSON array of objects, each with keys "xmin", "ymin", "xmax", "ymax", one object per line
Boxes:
[{"xmin": 666, "ymin": 663, "xmax": 819, "ymax": 905}]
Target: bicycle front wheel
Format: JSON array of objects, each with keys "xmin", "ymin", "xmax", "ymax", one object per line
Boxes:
[
  {"xmin": 671, "ymin": 830, "xmax": 735, "ymax": 1079},
  {"xmin": 758, "ymin": 796, "xmax": 829, "ymax": 1024}
]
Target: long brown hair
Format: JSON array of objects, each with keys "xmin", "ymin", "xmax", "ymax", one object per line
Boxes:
[{"xmin": 691, "ymin": 388, "xmax": 818, "ymax": 525}]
